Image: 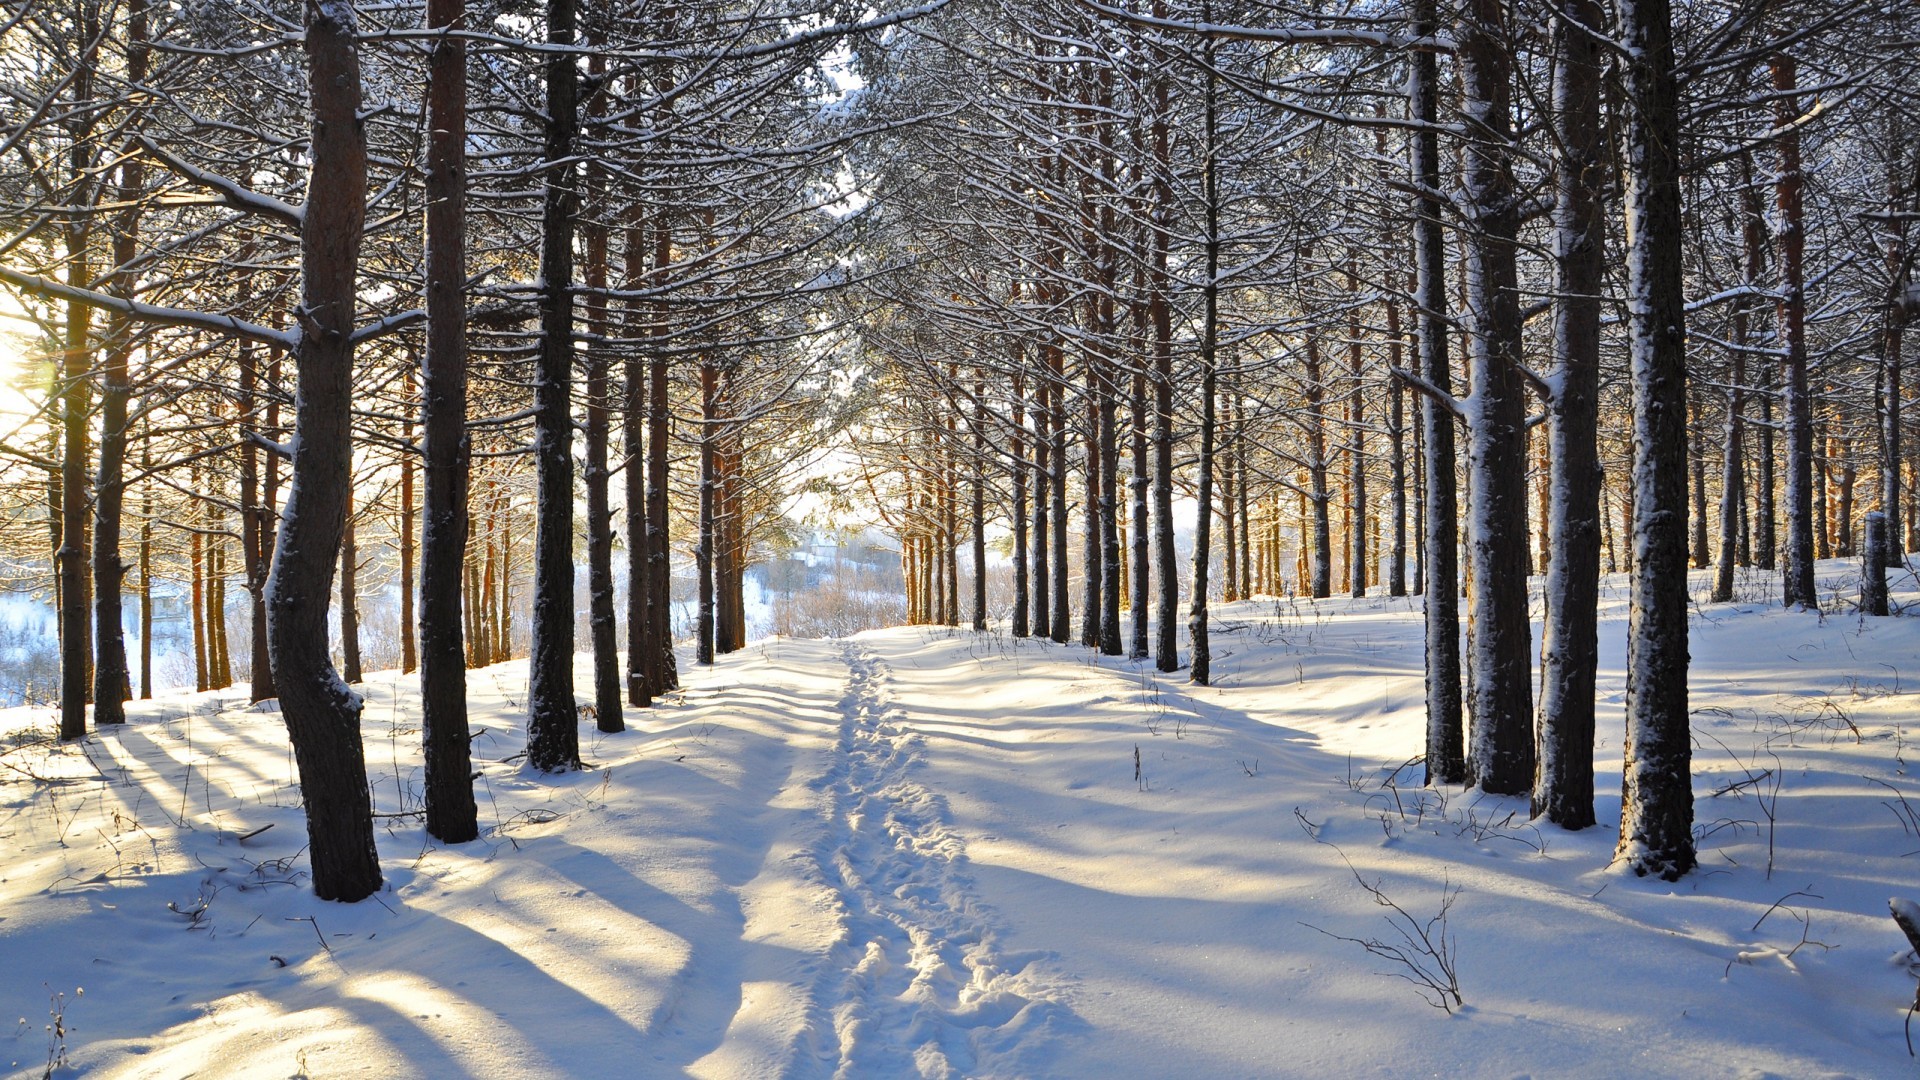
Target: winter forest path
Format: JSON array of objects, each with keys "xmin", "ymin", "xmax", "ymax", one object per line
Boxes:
[
  {"xmin": 9, "ymin": 580, "xmax": 1920, "ymax": 1078},
  {"xmin": 777, "ymin": 640, "xmax": 1073, "ymax": 1078}
]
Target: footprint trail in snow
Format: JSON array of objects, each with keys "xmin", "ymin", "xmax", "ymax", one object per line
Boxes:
[{"xmin": 794, "ymin": 641, "xmax": 1072, "ymax": 1079}]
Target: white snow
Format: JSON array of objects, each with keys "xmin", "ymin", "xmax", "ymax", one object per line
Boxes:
[{"xmin": 5, "ymin": 558, "xmax": 1920, "ymax": 1077}]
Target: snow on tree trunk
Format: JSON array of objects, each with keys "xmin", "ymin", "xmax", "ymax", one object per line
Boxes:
[
  {"xmin": 1411, "ymin": 0, "xmax": 1462, "ymax": 786},
  {"xmin": 1614, "ymin": 0, "xmax": 1696, "ymax": 881},
  {"xmin": 1458, "ymin": 0, "xmax": 1534, "ymax": 796},
  {"xmin": 1534, "ymin": 0, "xmax": 1605, "ymax": 829}
]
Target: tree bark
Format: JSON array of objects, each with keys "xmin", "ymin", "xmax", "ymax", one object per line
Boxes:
[
  {"xmin": 1012, "ymin": 369, "xmax": 1030, "ymax": 638},
  {"xmin": 419, "ymin": 0, "xmax": 477, "ymax": 843},
  {"xmin": 93, "ymin": 0, "xmax": 144, "ymax": 725},
  {"xmin": 1614, "ymin": 0, "xmax": 1697, "ymax": 880},
  {"xmin": 1774, "ymin": 51, "xmax": 1817, "ymax": 611},
  {"xmin": 581, "ymin": 52, "xmax": 622, "ymax": 728},
  {"xmin": 698, "ymin": 360, "xmax": 718, "ymax": 666},
  {"xmin": 1189, "ymin": 15, "xmax": 1219, "ymax": 687},
  {"xmin": 1412, "ymin": 0, "xmax": 1462, "ymax": 785},
  {"xmin": 1458, "ymin": 0, "xmax": 1534, "ymax": 796},
  {"xmin": 525, "ymin": 0, "xmax": 581, "ymax": 772},
  {"xmin": 265, "ymin": 0, "xmax": 381, "ymax": 902},
  {"xmin": 1535, "ymin": 0, "xmax": 1605, "ymax": 828}
]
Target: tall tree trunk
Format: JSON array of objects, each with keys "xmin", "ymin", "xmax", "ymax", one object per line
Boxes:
[
  {"xmin": 1031, "ymin": 368, "xmax": 1051, "ymax": 639},
  {"xmin": 1348, "ymin": 295, "xmax": 1369, "ymax": 599},
  {"xmin": 1614, "ymin": 0, "xmax": 1697, "ymax": 880},
  {"xmin": 241, "ymin": 340, "xmax": 268, "ymax": 691},
  {"xmin": 1099, "ymin": 357, "xmax": 1122, "ymax": 654},
  {"xmin": 258, "ymin": 350, "xmax": 282, "ymax": 697},
  {"xmin": 1712, "ymin": 164, "xmax": 1763, "ymax": 603},
  {"xmin": 647, "ymin": 217, "xmax": 677, "ymax": 694},
  {"xmin": 193, "ymin": 517, "xmax": 207, "ymax": 693},
  {"xmin": 1774, "ymin": 51, "xmax": 1817, "ymax": 610},
  {"xmin": 1305, "ymin": 338, "xmax": 1332, "ymax": 599},
  {"xmin": 418, "ymin": 0, "xmax": 477, "ymax": 843},
  {"xmin": 581, "ymin": 62, "xmax": 622, "ymax": 727},
  {"xmin": 974, "ymin": 375, "xmax": 988, "ymax": 631},
  {"xmin": 622, "ymin": 196, "xmax": 653, "ymax": 707},
  {"xmin": 1049, "ymin": 350, "xmax": 1070, "ymax": 643},
  {"xmin": 1412, "ymin": 0, "xmax": 1462, "ymax": 784},
  {"xmin": 399, "ymin": 363, "xmax": 417, "ymax": 676},
  {"xmin": 1880, "ymin": 116, "xmax": 1909, "ymax": 563},
  {"xmin": 525, "ymin": 0, "xmax": 581, "ymax": 771},
  {"xmin": 1150, "ymin": 62, "xmax": 1178, "ymax": 669},
  {"xmin": 1220, "ymin": 393, "xmax": 1238, "ymax": 602},
  {"xmin": 1189, "ymin": 15, "xmax": 1219, "ymax": 686},
  {"xmin": 697, "ymin": 360, "xmax": 718, "ymax": 666},
  {"xmin": 1535, "ymin": 0, "xmax": 1605, "ymax": 829},
  {"xmin": 1130, "ymin": 367, "xmax": 1150, "ymax": 658},
  {"xmin": 93, "ymin": 1, "xmax": 144, "ymax": 724},
  {"xmin": 265, "ymin": 0, "xmax": 381, "ymax": 902},
  {"xmin": 1012, "ymin": 368, "xmax": 1030, "ymax": 638},
  {"xmin": 1690, "ymin": 388, "xmax": 1710, "ymax": 566},
  {"xmin": 57, "ymin": 9, "xmax": 97, "ymax": 740},
  {"xmin": 139, "ymin": 435, "xmax": 153, "ymax": 699},
  {"xmin": 1458, "ymin": 0, "xmax": 1534, "ymax": 796},
  {"xmin": 1082, "ymin": 361, "xmax": 1103, "ymax": 648}
]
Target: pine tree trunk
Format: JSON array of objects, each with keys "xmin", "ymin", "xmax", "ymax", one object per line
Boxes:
[
  {"xmin": 1049, "ymin": 353, "xmax": 1070, "ymax": 643},
  {"xmin": 1082, "ymin": 364, "xmax": 1102, "ymax": 648},
  {"xmin": 1012, "ymin": 369, "xmax": 1030, "ymax": 638},
  {"xmin": 1030, "ymin": 374, "xmax": 1050, "ymax": 639},
  {"xmin": 1714, "ymin": 166, "xmax": 1764, "ymax": 602},
  {"xmin": 525, "ymin": 0, "xmax": 581, "ymax": 771},
  {"xmin": 418, "ymin": 0, "xmax": 477, "ymax": 844},
  {"xmin": 622, "ymin": 199, "xmax": 652, "ymax": 707},
  {"xmin": 647, "ymin": 218, "xmax": 676, "ymax": 694},
  {"xmin": 581, "ymin": 98, "xmax": 622, "ymax": 727},
  {"xmin": 266, "ymin": 0, "xmax": 381, "ymax": 902},
  {"xmin": 93, "ymin": 7, "xmax": 143, "ymax": 724},
  {"xmin": 1880, "ymin": 116, "xmax": 1909, "ymax": 563},
  {"xmin": 974, "ymin": 376, "xmax": 988, "ymax": 632},
  {"xmin": 257, "ymin": 352, "xmax": 282, "ymax": 698},
  {"xmin": 139, "ymin": 445, "xmax": 152, "ymax": 699},
  {"xmin": 1189, "ymin": 16, "xmax": 1219, "ymax": 687},
  {"xmin": 1305, "ymin": 338, "xmax": 1332, "ymax": 599},
  {"xmin": 399, "ymin": 369, "xmax": 416, "ymax": 676},
  {"xmin": 1130, "ymin": 367, "xmax": 1150, "ymax": 658},
  {"xmin": 1774, "ymin": 51, "xmax": 1817, "ymax": 610},
  {"xmin": 698, "ymin": 360, "xmax": 718, "ymax": 666},
  {"xmin": 1459, "ymin": 0, "xmax": 1535, "ymax": 796},
  {"xmin": 1615, "ymin": 0, "xmax": 1697, "ymax": 880},
  {"xmin": 1412, "ymin": 0, "xmax": 1462, "ymax": 784},
  {"xmin": 59, "ymin": 220, "xmax": 92, "ymax": 740},
  {"xmin": 1535, "ymin": 0, "xmax": 1605, "ymax": 828}
]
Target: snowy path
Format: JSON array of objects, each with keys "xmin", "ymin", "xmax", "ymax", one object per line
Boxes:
[
  {"xmin": 8, "ymin": 564, "xmax": 1920, "ymax": 1078},
  {"xmin": 789, "ymin": 642, "xmax": 1067, "ymax": 1078}
]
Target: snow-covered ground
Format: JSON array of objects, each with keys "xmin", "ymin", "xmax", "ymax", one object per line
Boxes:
[{"xmin": 4, "ymin": 560, "xmax": 1919, "ymax": 1078}]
